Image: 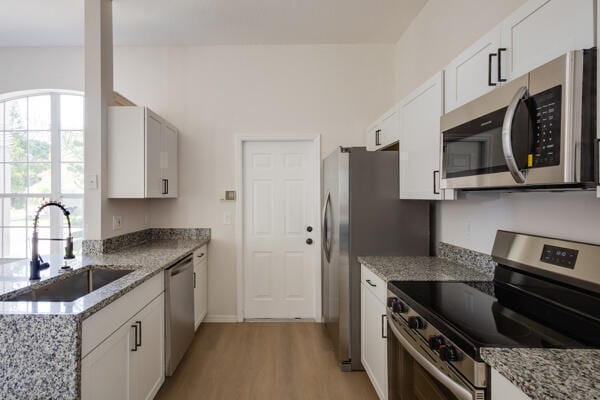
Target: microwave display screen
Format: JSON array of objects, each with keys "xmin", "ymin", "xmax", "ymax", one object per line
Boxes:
[{"xmin": 442, "ymin": 107, "xmax": 509, "ymax": 179}]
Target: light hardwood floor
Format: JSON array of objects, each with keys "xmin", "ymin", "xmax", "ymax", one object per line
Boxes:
[{"xmin": 156, "ymin": 322, "xmax": 378, "ymax": 400}]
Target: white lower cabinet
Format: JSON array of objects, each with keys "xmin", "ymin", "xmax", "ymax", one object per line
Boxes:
[
  {"xmin": 361, "ymin": 265, "xmax": 387, "ymax": 400},
  {"xmin": 81, "ymin": 320, "xmax": 132, "ymax": 400},
  {"xmin": 491, "ymin": 368, "xmax": 531, "ymax": 400},
  {"xmin": 81, "ymin": 274, "xmax": 165, "ymax": 400},
  {"xmin": 193, "ymin": 245, "xmax": 208, "ymax": 330}
]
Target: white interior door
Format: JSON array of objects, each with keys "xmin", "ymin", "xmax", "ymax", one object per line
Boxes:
[{"xmin": 243, "ymin": 140, "xmax": 318, "ymax": 319}]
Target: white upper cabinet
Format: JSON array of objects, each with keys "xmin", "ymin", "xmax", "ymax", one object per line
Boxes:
[
  {"xmin": 444, "ymin": 0, "xmax": 595, "ymax": 112},
  {"xmin": 399, "ymin": 72, "xmax": 446, "ymax": 200},
  {"xmin": 501, "ymin": 0, "xmax": 595, "ymax": 81},
  {"xmin": 445, "ymin": 27, "xmax": 502, "ymax": 113},
  {"xmin": 108, "ymin": 106, "xmax": 179, "ymax": 198},
  {"xmin": 365, "ymin": 105, "xmax": 400, "ymax": 151}
]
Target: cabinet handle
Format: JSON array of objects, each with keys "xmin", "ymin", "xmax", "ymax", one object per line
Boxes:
[
  {"xmin": 131, "ymin": 324, "xmax": 139, "ymax": 351},
  {"xmin": 193, "ymin": 272, "xmax": 196, "ymax": 289},
  {"xmin": 136, "ymin": 321, "xmax": 142, "ymax": 348},
  {"xmin": 433, "ymin": 170, "xmax": 440, "ymax": 195},
  {"xmin": 162, "ymin": 179, "xmax": 168, "ymax": 195},
  {"xmin": 497, "ymin": 48, "xmax": 507, "ymax": 83},
  {"xmin": 166, "ymin": 179, "xmax": 169, "ymax": 194},
  {"xmin": 366, "ymin": 279, "xmax": 376, "ymax": 287},
  {"xmin": 381, "ymin": 314, "xmax": 387, "ymax": 339},
  {"xmin": 488, "ymin": 53, "xmax": 497, "ymax": 86},
  {"xmin": 375, "ymin": 129, "xmax": 382, "ymax": 146}
]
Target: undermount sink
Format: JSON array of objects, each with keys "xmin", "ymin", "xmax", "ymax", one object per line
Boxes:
[{"xmin": 5, "ymin": 268, "xmax": 134, "ymax": 302}]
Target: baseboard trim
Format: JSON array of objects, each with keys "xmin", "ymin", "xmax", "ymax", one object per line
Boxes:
[{"xmin": 203, "ymin": 314, "xmax": 238, "ymax": 323}]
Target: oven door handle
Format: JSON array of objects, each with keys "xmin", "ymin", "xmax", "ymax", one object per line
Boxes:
[
  {"xmin": 388, "ymin": 318, "xmax": 473, "ymax": 400},
  {"xmin": 502, "ymin": 86, "xmax": 528, "ymax": 184}
]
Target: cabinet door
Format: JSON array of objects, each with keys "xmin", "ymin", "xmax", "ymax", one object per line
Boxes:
[
  {"xmin": 444, "ymin": 27, "xmax": 502, "ymax": 113},
  {"xmin": 194, "ymin": 248, "xmax": 208, "ymax": 329},
  {"xmin": 399, "ymin": 72, "xmax": 445, "ymax": 200},
  {"xmin": 161, "ymin": 123, "xmax": 178, "ymax": 198},
  {"xmin": 366, "ymin": 123, "xmax": 379, "ymax": 151},
  {"xmin": 81, "ymin": 321, "xmax": 133, "ymax": 400},
  {"xmin": 361, "ymin": 283, "xmax": 387, "ymax": 400},
  {"xmin": 130, "ymin": 294, "xmax": 165, "ymax": 400},
  {"xmin": 491, "ymin": 369, "xmax": 531, "ymax": 400},
  {"xmin": 379, "ymin": 108, "xmax": 399, "ymax": 148},
  {"xmin": 145, "ymin": 109, "xmax": 164, "ymax": 198},
  {"xmin": 501, "ymin": 0, "xmax": 595, "ymax": 81}
]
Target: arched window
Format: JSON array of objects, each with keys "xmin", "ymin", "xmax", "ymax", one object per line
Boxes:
[{"xmin": 0, "ymin": 90, "xmax": 84, "ymax": 260}]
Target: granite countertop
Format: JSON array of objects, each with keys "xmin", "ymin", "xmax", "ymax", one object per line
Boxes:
[
  {"xmin": 0, "ymin": 238, "xmax": 209, "ymax": 319},
  {"xmin": 358, "ymin": 251, "xmax": 600, "ymax": 400},
  {"xmin": 357, "ymin": 255, "xmax": 493, "ymax": 282},
  {"xmin": 481, "ymin": 348, "xmax": 600, "ymax": 400}
]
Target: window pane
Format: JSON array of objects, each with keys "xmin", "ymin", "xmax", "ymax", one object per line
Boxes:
[
  {"xmin": 28, "ymin": 95, "xmax": 51, "ymax": 130},
  {"xmin": 61, "ymin": 131, "xmax": 83, "ymax": 162},
  {"xmin": 5, "ymin": 131, "xmax": 27, "ymax": 162},
  {"xmin": 60, "ymin": 95, "xmax": 83, "ymax": 130},
  {"xmin": 27, "ymin": 197, "xmax": 50, "ymax": 227},
  {"xmin": 5, "ymin": 163, "xmax": 27, "ymax": 193},
  {"xmin": 28, "ymin": 163, "xmax": 51, "ymax": 194},
  {"xmin": 4, "ymin": 228, "xmax": 27, "ymax": 258},
  {"xmin": 5, "ymin": 98, "xmax": 27, "ymax": 130},
  {"xmin": 62, "ymin": 197, "xmax": 83, "ymax": 226},
  {"xmin": 61, "ymin": 163, "xmax": 84, "ymax": 194},
  {"xmin": 4, "ymin": 197, "xmax": 27, "ymax": 226},
  {"xmin": 28, "ymin": 131, "xmax": 51, "ymax": 162}
]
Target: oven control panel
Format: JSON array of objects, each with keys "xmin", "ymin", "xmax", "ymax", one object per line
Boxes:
[
  {"xmin": 541, "ymin": 244, "xmax": 578, "ymax": 269},
  {"xmin": 530, "ymin": 85, "xmax": 562, "ymax": 168}
]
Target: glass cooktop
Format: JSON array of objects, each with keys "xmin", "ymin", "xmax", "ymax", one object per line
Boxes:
[{"xmin": 388, "ymin": 279, "xmax": 600, "ymax": 360}]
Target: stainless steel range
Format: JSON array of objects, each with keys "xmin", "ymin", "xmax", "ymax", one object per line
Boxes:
[{"xmin": 386, "ymin": 230, "xmax": 600, "ymax": 400}]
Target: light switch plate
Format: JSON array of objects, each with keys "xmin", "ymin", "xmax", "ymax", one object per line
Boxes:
[
  {"xmin": 86, "ymin": 174, "xmax": 98, "ymax": 190},
  {"xmin": 223, "ymin": 212, "xmax": 232, "ymax": 225},
  {"xmin": 113, "ymin": 216, "xmax": 122, "ymax": 231}
]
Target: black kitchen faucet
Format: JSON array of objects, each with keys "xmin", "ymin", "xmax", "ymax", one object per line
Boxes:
[{"xmin": 29, "ymin": 200, "xmax": 76, "ymax": 280}]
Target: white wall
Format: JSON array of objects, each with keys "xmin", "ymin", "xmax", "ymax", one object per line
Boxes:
[
  {"xmin": 394, "ymin": 0, "xmax": 600, "ymax": 255},
  {"xmin": 113, "ymin": 44, "xmax": 395, "ymax": 317},
  {"xmin": 0, "ymin": 43, "xmax": 393, "ymax": 317},
  {"xmin": 0, "ymin": 46, "xmax": 150, "ymax": 238}
]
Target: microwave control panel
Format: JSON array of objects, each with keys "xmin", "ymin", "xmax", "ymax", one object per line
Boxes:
[{"xmin": 529, "ymin": 85, "xmax": 562, "ymax": 168}]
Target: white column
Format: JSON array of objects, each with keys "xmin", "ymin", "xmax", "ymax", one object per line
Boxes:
[{"xmin": 84, "ymin": 0, "xmax": 113, "ymax": 240}]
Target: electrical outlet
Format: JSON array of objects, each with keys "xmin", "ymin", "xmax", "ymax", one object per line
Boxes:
[{"xmin": 113, "ymin": 216, "xmax": 122, "ymax": 231}]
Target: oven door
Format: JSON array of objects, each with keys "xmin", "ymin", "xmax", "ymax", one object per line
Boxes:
[{"xmin": 387, "ymin": 313, "xmax": 485, "ymax": 400}]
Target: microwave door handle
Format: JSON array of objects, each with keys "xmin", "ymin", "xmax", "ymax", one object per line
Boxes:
[
  {"xmin": 388, "ymin": 319, "xmax": 472, "ymax": 400},
  {"xmin": 502, "ymin": 86, "xmax": 528, "ymax": 184}
]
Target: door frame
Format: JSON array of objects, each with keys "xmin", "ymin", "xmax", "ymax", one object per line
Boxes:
[{"xmin": 234, "ymin": 134, "xmax": 322, "ymax": 322}]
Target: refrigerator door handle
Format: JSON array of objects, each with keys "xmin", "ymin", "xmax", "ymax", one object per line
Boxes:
[{"xmin": 322, "ymin": 192, "xmax": 332, "ymax": 262}]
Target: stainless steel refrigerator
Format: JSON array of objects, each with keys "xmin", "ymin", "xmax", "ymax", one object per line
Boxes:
[{"xmin": 321, "ymin": 147, "xmax": 430, "ymax": 371}]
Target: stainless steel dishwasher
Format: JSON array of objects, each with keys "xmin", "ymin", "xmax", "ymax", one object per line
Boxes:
[{"xmin": 164, "ymin": 254, "xmax": 195, "ymax": 376}]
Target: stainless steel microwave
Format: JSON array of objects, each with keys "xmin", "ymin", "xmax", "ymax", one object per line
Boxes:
[{"xmin": 441, "ymin": 49, "xmax": 597, "ymax": 190}]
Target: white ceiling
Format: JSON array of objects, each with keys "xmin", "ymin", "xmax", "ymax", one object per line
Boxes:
[{"xmin": 0, "ymin": 0, "xmax": 426, "ymax": 46}]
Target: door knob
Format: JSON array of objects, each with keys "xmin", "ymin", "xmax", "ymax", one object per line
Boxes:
[
  {"xmin": 306, "ymin": 226, "xmax": 313, "ymax": 232},
  {"xmin": 306, "ymin": 238, "xmax": 313, "ymax": 245}
]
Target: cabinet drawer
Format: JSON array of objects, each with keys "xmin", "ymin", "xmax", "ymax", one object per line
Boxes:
[
  {"xmin": 361, "ymin": 264, "xmax": 387, "ymax": 305},
  {"xmin": 194, "ymin": 245, "xmax": 207, "ymax": 262},
  {"xmin": 82, "ymin": 272, "xmax": 164, "ymax": 357}
]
